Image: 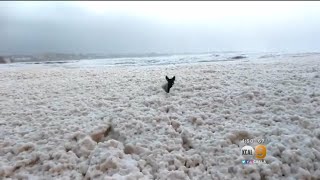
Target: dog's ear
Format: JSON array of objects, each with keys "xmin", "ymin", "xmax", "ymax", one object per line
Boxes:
[
  {"xmin": 166, "ymin": 76, "xmax": 169, "ymax": 81},
  {"xmin": 172, "ymin": 76, "xmax": 175, "ymax": 81}
]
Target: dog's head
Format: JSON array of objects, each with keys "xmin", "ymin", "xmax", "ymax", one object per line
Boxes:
[{"xmin": 166, "ymin": 76, "xmax": 175, "ymax": 89}]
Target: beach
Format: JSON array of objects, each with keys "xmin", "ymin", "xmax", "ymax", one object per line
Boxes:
[{"xmin": 0, "ymin": 54, "xmax": 320, "ymax": 179}]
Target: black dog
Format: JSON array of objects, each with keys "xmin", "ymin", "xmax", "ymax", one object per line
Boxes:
[{"xmin": 162, "ymin": 76, "xmax": 175, "ymax": 93}]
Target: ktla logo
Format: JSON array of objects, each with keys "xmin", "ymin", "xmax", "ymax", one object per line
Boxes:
[
  {"xmin": 241, "ymin": 145, "xmax": 267, "ymax": 160},
  {"xmin": 241, "ymin": 145, "xmax": 255, "ymax": 160}
]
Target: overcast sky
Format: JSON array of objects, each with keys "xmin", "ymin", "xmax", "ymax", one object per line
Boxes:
[{"xmin": 1, "ymin": 1, "xmax": 320, "ymax": 55}]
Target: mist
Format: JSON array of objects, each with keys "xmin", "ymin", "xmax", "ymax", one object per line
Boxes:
[{"xmin": 1, "ymin": 1, "xmax": 320, "ymax": 55}]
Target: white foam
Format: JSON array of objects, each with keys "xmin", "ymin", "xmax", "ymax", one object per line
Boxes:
[{"xmin": 0, "ymin": 54, "xmax": 319, "ymax": 179}]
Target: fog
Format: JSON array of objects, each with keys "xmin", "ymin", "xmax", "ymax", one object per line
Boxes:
[{"xmin": 1, "ymin": 1, "xmax": 320, "ymax": 55}]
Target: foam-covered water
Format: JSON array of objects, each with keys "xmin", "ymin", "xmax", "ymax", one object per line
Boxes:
[
  {"xmin": 0, "ymin": 52, "xmax": 278, "ymax": 69},
  {"xmin": 0, "ymin": 54, "xmax": 319, "ymax": 179},
  {"xmin": 1, "ymin": 51, "xmax": 319, "ymax": 71}
]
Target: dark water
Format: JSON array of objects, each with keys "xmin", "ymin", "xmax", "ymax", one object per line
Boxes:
[{"xmin": 1, "ymin": 52, "xmax": 317, "ymax": 69}]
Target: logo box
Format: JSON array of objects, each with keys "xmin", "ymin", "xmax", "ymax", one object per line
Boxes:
[{"xmin": 241, "ymin": 145, "xmax": 267, "ymax": 163}]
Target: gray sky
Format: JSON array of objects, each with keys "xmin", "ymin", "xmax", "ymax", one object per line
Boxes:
[{"xmin": 1, "ymin": 1, "xmax": 320, "ymax": 55}]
